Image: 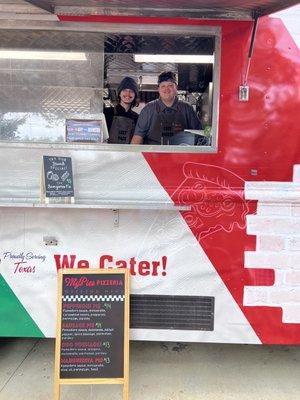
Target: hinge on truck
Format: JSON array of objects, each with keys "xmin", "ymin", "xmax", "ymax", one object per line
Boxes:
[
  {"xmin": 239, "ymin": 85, "xmax": 249, "ymax": 101},
  {"xmin": 239, "ymin": 15, "xmax": 259, "ymax": 102},
  {"xmin": 113, "ymin": 209, "xmax": 119, "ymax": 227}
]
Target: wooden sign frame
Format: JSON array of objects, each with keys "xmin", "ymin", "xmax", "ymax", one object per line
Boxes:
[{"xmin": 54, "ymin": 268, "xmax": 130, "ymax": 400}]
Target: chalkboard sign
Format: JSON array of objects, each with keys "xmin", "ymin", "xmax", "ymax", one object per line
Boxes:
[
  {"xmin": 42, "ymin": 156, "xmax": 74, "ymax": 198},
  {"xmin": 54, "ymin": 269, "xmax": 130, "ymax": 400},
  {"xmin": 66, "ymin": 119, "xmax": 103, "ymax": 143}
]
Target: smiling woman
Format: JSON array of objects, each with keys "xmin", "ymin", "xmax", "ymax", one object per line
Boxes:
[{"xmin": 104, "ymin": 76, "xmax": 139, "ymax": 144}]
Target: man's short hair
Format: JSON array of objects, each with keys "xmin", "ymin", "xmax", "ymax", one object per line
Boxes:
[{"xmin": 158, "ymin": 71, "xmax": 177, "ymax": 86}]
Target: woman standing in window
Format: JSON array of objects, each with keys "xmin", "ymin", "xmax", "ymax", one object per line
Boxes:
[{"xmin": 104, "ymin": 77, "xmax": 139, "ymax": 144}]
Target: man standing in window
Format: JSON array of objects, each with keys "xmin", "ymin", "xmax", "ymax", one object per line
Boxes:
[{"xmin": 131, "ymin": 71, "xmax": 201, "ymax": 145}]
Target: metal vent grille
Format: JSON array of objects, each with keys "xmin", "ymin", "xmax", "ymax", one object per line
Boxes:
[
  {"xmin": 105, "ymin": 34, "xmax": 214, "ymax": 55},
  {"xmin": 0, "ymin": 30, "xmax": 212, "ymax": 54},
  {"xmin": 130, "ymin": 295, "xmax": 214, "ymax": 331}
]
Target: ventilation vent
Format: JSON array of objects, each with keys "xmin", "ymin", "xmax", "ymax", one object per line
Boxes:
[{"xmin": 130, "ymin": 295, "xmax": 214, "ymax": 331}]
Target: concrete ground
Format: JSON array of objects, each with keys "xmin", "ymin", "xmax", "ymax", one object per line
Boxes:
[{"xmin": 0, "ymin": 339, "xmax": 299, "ymax": 400}]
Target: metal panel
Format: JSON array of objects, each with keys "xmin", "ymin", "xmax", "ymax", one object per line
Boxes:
[
  {"xmin": 0, "ymin": 29, "xmax": 104, "ymax": 142},
  {"xmin": 105, "ymin": 53, "xmax": 177, "ymax": 92},
  {"xmin": 130, "ymin": 294, "xmax": 215, "ymax": 331},
  {"xmin": 104, "ymin": 34, "xmax": 214, "ymax": 91},
  {"xmin": 0, "ymin": 29, "xmax": 104, "ymax": 51},
  {"xmin": 0, "ymin": 86, "xmax": 99, "ymax": 112},
  {"xmin": 0, "ymin": 0, "xmax": 50, "ymax": 14},
  {"xmin": 105, "ymin": 34, "xmax": 214, "ymax": 55},
  {"xmin": 25, "ymin": 0, "xmax": 299, "ymax": 19},
  {"xmin": 0, "ymin": 144, "xmax": 176, "ymax": 201},
  {"xmin": 0, "ymin": 88, "xmax": 103, "ymax": 142}
]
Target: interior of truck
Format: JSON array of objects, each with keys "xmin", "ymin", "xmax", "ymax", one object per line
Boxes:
[{"xmin": 0, "ymin": 28, "xmax": 218, "ymax": 150}]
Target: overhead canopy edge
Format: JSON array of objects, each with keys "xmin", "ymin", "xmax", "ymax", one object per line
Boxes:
[
  {"xmin": 24, "ymin": 1, "xmax": 300, "ymax": 20},
  {"xmin": 254, "ymin": 0, "xmax": 300, "ymax": 17}
]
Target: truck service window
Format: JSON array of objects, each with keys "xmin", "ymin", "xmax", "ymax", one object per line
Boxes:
[
  {"xmin": 0, "ymin": 29, "xmax": 219, "ymax": 152},
  {"xmin": 104, "ymin": 34, "xmax": 217, "ymax": 149}
]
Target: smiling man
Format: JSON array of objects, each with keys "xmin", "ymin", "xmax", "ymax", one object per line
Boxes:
[
  {"xmin": 104, "ymin": 76, "xmax": 139, "ymax": 144},
  {"xmin": 131, "ymin": 71, "xmax": 201, "ymax": 145}
]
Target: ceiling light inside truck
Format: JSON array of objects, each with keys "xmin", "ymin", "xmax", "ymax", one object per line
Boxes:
[
  {"xmin": 0, "ymin": 50, "xmax": 87, "ymax": 61},
  {"xmin": 134, "ymin": 54, "xmax": 214, "ymax": 63}
]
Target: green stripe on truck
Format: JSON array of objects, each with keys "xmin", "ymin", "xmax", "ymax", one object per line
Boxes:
[{"xmin": 0, "ymin": 274, "xmax": 44, "ymax": 337}]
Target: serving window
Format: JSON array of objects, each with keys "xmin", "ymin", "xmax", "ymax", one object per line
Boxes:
[{"xmin": 0, "ymin": 26, "xmax": 220, "ymax": 152}]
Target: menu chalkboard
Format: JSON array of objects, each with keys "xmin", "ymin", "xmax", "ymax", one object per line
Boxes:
[
  {"xmin": 54, "ymin": 269, "xmax": 129, "ymax": 400},
  {"xmin": 43, "ymin": 156, "xmax": 74, "ymax": 198}
]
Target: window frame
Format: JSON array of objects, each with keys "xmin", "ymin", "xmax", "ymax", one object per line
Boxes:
[
  {"xmin": 0, "ymin": 23, "xmax": 221, "ymax": 154},
  {"xmin": 101, "ymin": 23, "xmax": 221, "ymax": 153}
]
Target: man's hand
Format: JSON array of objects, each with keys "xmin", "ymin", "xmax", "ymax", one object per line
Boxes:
[
  {"xmin": 174, "ymin": 123, "xmax": 183, "ymax": 134},
  {"xmin": 130, "ymin": 135, "xmax": 143, "ymax": 144}
]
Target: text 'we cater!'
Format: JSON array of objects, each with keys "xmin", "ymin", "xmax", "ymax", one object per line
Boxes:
[{"xmin": 54, "ymin": 254, "xmax": 168, "ymax": 277}]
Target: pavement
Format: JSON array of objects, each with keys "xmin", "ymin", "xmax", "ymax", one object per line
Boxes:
[{"xmin": 0, "ymin": 338, "xmax": 299, "ymax": 400}]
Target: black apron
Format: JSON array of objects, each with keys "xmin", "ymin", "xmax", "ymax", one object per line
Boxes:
[
  {"xmin": 108, "ymin": 112, "xmax": 135, "ymax": 144},
  {"xmin": 147, "ymin": 102, "xmax": 188, "ymax": 145}
]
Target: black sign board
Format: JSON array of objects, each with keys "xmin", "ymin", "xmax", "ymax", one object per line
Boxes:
[
  {"xmin": 54, "ymin": 269, "xmax": 129, "ymax": 400},
  {"xmin": 43, "ymin": 156, "xmax": 74, "ymax": 198}
]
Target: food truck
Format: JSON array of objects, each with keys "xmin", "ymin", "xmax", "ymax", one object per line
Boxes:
[{"xmin": 0, "ymin": 1, "xmax": 299, "ymax": 345}]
